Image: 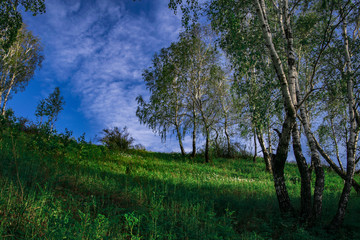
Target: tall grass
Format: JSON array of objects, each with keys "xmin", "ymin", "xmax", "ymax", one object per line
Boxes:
[{"xmin": 0, "ymin": 116, "xmax": 359, "ymax": 239}]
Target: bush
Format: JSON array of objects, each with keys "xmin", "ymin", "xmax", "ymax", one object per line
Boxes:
[
  {"xmin": 206, "ymin": 138, "xmax": 252, "ymax": 159},
  {"xmin": 100, "ymin": 126, "xmax": 134, "ymax": 151},
  {"xmin": 134, "ymin": 143, "xmax": 146, "ymax": 151}
]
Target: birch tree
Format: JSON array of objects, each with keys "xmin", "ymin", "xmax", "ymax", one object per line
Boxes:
[
  {"xmin": 169, "ymin": 0, "xmax": 360, "ymax": 227},
  {"xmin": 183, "ymin": 27, "xmax": 225, "ymax": 162},
  {"xmin": 313, "ymin": 15, "xmax": 360, "ymax": 194},
  {"xmin": 0, "ymin": 24, "xmax": 43, "ymax": 115},
  {"xmin": 35, "ymin": 87, "xmax": 65, "ymax": 131},
  {"xmin": 0, "ymin": 0, "xmax": 45, "ymax": 52},
  {"xmin": 207, "ymin": 0, "xmax": 358, "ymax": 223},
  {"xmin": 234, "ymin": 64, "xmax": 281, "ymax": 172},
  {"xmin": 323, "ymin": 3, "xmax": 360, "ymax": 229},
  {"xmin": 136, "ymin": 44, "xmax": 188, "ymax": 155},
  {"xmin": 137, "ymin": 25, "xmax": 228, "ymax": 161}
]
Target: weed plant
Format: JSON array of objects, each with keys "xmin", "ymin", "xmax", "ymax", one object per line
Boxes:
[{"xmin": 0, "ymin": 114, "xmax": 359, "ymax": 239}]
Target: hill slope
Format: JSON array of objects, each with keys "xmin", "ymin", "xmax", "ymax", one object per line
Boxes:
[{"xmin": 0, "ymin": 121, "xmax": 359, "ymax": 239}]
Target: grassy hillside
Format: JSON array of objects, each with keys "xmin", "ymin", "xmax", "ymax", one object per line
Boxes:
[{"xmin": 0, "ymin": 117, "xmax": 359, "ymax": 239}]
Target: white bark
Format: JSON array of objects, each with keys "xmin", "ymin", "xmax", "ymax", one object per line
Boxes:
[{"xmin": 330, "ymin": 12, "xmax": 360, "ymax": 229}]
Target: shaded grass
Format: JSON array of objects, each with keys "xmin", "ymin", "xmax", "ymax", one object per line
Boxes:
[{"xmin": 0, "ymin": 128, "xmax": 359, "ymax": 239}]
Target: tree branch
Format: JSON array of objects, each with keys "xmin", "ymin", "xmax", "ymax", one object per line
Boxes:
[{"xmin": 313, "ymin": 132, "xmax": 360, "ymax": 193}]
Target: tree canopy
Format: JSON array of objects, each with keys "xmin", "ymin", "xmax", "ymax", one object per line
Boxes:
[
  {"xmin": 0, "ymin": 24, "xmax": 43, "ymax": 115},
  {"xmin": 0, "ymin": 0, "xmax": 45, "ymax": 52},
  {"xmin": 35, "ymin": 87, "xmax": 65, "ymax": 131},
  {"xmin": 167, "ymin": 0, "xmax": 360, "ymax": 229}
]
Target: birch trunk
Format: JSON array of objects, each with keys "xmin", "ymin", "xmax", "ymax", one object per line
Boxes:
[
  {"xmin": 281, "ymin": 0, "xmax": 317, "ymax": 220},
  {"xmin": 254, "ymin": 0, "xmax": 296, "ymax": 114},
  {"xmin": 1, "ymin": 73, "xmax": 16, "ymax": 116},
  {"xmin": 272, "ymin": 115, "xmax": 295, "ymax": 213},
  {"xmin": 314, "ymin": 136, "xmax": 360, "ymax": 193},
  {"xmin": 291, "ymin": 122, "xmax": 312, "ymax": 220},
  {"xmin": 224, "ymin": 114, "xmax": 231, "ymax": 157},
  {"xmin": 267, "ymin": 123, "xmax": 272, "ymax": 155},
  {"xmin": 257, "ymin": 129, "xmax": 272, "ymax": 172},
  {"xmin": 176, "ymin": 123, "xmax": 185, "ymax": 156},
  {"xmin": 191, "ymin": 114, "xmax": 197, "ymax": 157},
  {"xmin": 2, "ymin": 88, "xmax": 12, "ymax": 115},
  {"xmin": 330, "ymin": 15, "xmax": 359, "ymax": 230},
  {"xmin": 205, "ymin": 127, "xmax": 210, "ymax": 163},
  {"xmin": 330, "ymin": 118, "xmax": 345, "ymax": 172},
  {"xmin": 0, "ymin": 90, "xmax": 3, "ymax": 109},
  {"xmin": 253, "ymin": 128, "xmax": 257, "ymax": 163},
  {"xmin": 255, "ymin": 0, "xmax": 297, "ymax": 213},
  {"xmin": 0, "ymin": 70, "xmax": 9, "ymax": 108},
  {"xmin": 295, "ymin": 77, "xmax": 324, "ymax": 221},
  {"xmin": 174, "ymin": 104, "xmax": 185, "ymax": 155}
]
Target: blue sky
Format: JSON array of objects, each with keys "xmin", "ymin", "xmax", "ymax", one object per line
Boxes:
[{"xmin": 9, "ymin": 0, "xmax": 192, "ymax": 152}]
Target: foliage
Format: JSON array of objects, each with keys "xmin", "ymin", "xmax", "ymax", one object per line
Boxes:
[
  {"xmin": 208, "ymin": 137, "xmax": 251, "ymax": 159},
  {"xmin": 136, "ymin": 31, "xmax": 191, "ymax": 155},
  {"xmin": 0, "ymin": 24, "xmax": 43, "ymax": 115},
  {"xmin": 35, "ymin": 87, "xmax": 65, "ymax": 130},
  {"xmin": 100, "ymin": 126, "xmax": 135, "ymax": 151},
  {"xmin": 167, "ymin": 0, "xmax": 360, "ymax": 227},
  {"xmin": 0, "ymin": 0, "xmax": 45, "ymax": 52},
  {"xmin": 137, "ymin": 24, "xmax": 230, "ymax": 160}
]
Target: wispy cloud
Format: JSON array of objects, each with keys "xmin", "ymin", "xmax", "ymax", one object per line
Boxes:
[{"xmin": 22, "ymin": 0, "xmax": 189, "ymax": 152}]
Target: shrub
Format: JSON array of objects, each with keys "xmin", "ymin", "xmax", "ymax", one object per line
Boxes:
[
  {"xmin": 205, "ymin": 139, "xmax": 252, "ymax": 159},
  {"xmin": 100, "ymin": 126, "xmax": 134, "ymax": 151},
  {"xmin": 134, "ymin": 143, "xmax": 146, "ymax": 151}
]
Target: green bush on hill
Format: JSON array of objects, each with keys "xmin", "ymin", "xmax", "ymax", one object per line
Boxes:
[{"xmin": 100, "ymin": 126, "xmax": 135, "ymax": 151}]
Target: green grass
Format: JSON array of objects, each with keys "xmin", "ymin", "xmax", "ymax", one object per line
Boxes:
[{"xmin": 0, "ymin": 123, "xmax": 359, "ymax": 239}]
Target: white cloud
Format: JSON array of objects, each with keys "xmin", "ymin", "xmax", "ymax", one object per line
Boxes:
[{"xmin": 24, "ymin": 0, "xmax": 188, "ymax": 152}]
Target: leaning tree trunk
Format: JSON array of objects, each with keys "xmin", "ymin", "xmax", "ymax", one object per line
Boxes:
[
  {"xmin": 1, "ymin": 73, "xmax": 16, "ymax": 116},
  {"xmin": 267, "ymin": 122, "xmax": 272, "ymax": 155},
  {"xmin": 204, "ymin": 128, "xmax": 210, "ymax": 163},
  {"xmin": 296, "ymin": 80, "xmax": 324, "ymax": 222},
  {"xmin": 174, "ymin": 101, "xmax": 185, "ymax": 156},
  {"xmin": 175, "ymin": 124, "xmax": 185, "ymax": 156},
  {"xmin": 0, "ymin": 91, "xmax": 3, "ymax": 111},
  {"xmin": 2, "ymin": 86, "xmax": 12, "ymax": 115},
  {"xmin": 191, "ymin": 114, "xmax": 197, "ymax": 157},
  {"xmin": 329, "ymin": 14, "xmax": 359, "ymax": 230},
  {"xmin": 292, "ymin": 122, "xmax": 312, "ymax": 221},
  {"xmin": 224, "ymin": 114, "xmax": 231, "ymax": 157},
  {"xmin": 272, "ymin": 116, "xmax": 295, "ymax": 213},
  {"xmin": 257, "ymin": 130, "xmax": 272, "ymax": 172},
  {"xmin": 255, "ymin": 0, "xmax": 298, "ymax": 214},
  {"xmin": 314, "ymin": 136, "xmax": 360, "ymax": 193},
  {"xmin": 253, "ymin": 127, "xmax": 257, "ymax": 163},
  {"xmin": 330, "ymin": 118, "xmax": 345, "ymax": 172},
  {"xmin": 0, "ymin": 71, "xmax": 8, "ymax": 108},
  {"xmin": 280, "ymin": 0, "xmax": 311, "ymax": 218}
]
